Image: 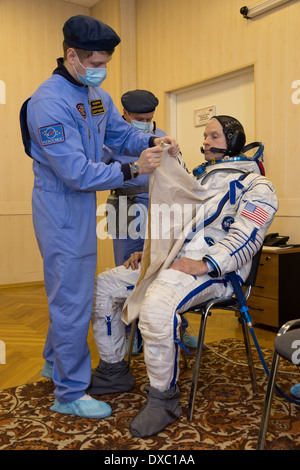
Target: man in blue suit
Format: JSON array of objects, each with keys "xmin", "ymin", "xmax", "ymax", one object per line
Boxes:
[{"xmin": 19, "ymin": 15, "xmax": 179, "ymax": 419}]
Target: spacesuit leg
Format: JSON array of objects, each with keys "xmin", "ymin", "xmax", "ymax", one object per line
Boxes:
[
  {"xmin": 88, "ymin": 265, "xmax": 140, "ymax": 394},
  {"xmin": 130, "ymin": 268, "xmax": 232, "ymax": 437}
]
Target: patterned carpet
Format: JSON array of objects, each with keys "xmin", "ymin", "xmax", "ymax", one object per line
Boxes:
[{"xmin": 0, "ymin": 339, "xmax": 299, "ymax": 451}]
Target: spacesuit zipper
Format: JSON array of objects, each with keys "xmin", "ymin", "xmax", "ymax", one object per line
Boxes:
[
  {"xmin": 170, "ymin": 314, "xmax": 190, "ymax": 388},
  {"xmin": 97, "ymin": 113, "xmax": 108, "ymax": 134}
]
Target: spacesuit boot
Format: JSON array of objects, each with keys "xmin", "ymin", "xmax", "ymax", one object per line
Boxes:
[
  {"xmin": 130, "ymin": 385, "xmax": 181, "ymax": 437},
  {"xmin": 87, "ymin": 359, "xmax": 135, "ymax": 395}
]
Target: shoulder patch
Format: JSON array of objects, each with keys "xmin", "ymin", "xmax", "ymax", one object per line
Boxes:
[
  {"xmin": 241, "ymin": 202, "xmax": 269, "ymax": 226},
  {"xmin": 39, "ymin": 124, "xmax": 65, "ymax": 146}
]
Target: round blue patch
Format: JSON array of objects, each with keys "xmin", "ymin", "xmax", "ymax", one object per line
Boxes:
[
  {"xmin": 204, "ymin": 236, "xmax": 215, "ymax": 246},
  {"xmin": 222, "ymin": 216, "xmax": 234, "ymax": 232}
]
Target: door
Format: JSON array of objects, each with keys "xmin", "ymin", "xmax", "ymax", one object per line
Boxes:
[{"xmin": 166, "ymin": 66, "xmax": 255, "ymax": 172}]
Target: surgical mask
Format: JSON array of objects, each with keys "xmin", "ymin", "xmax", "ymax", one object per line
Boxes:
[
  {"xmin": 74, "ymin": 55, "xmax": 107, "ymax": 87},
  {"xmin": 131, "ymin": 120, "xmax": 152, "ymax": 133}
]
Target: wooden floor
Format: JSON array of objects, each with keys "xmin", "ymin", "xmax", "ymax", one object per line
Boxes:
[{"xmin": 0, "ymin": 283, "xmax": 277, "ymax": 391}]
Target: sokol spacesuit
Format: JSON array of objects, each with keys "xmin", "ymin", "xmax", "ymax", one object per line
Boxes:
[{"xmin": 90, "ymin": 115, "xmax": 278, "ymax": 436}]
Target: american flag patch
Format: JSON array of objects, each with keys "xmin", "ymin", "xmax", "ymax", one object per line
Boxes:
[{"xmin": 241, "ymin": 202, "xmax": 269, "ymax": 226}]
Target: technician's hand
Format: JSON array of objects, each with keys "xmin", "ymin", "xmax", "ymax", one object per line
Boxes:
[
  {"xmin": 136, "ymin": 146, "xmax": 163, "ymax": 175},
  {"xmin": 170, "ymin": 257, "xmax": 209, "ymax": 276},
  {"xmin": 154, "ymin": 136, "xmax": 180, "ymax": 157},
  {"xmin": 124, "ymin": 251, "xmax": 143, "ymax": 270}
]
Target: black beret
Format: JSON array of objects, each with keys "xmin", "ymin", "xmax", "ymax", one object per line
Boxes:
[
  {"xmin": 121, "ymin": 90, "xmax": 159, "ymax": 113},
  {"xmin": 63, "ymin": 15, "xmax": 121, "ymax": 51}
]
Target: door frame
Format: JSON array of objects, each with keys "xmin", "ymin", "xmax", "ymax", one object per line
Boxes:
[{"xmin": 164, "ymin": 63, "xmax": 255, "ymax": 138}]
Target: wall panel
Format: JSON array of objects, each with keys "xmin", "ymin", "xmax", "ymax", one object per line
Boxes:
[
  {"xmin": 0, "ymin": 0, "xmax": 90, "ymax": 284},
  {"xmin": 1, "ymin": 0, "xmax": 300, "ymax": 285}
]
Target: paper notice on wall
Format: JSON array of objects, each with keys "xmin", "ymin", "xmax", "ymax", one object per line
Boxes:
[{"xmin": 194, "ymin": 106, "xmax": 215, "ymax": 127}]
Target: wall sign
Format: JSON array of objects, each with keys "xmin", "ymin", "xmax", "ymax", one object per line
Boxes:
[{"xmin": 194, "ymin": 105, "xmax": 215, "ymax": 127}]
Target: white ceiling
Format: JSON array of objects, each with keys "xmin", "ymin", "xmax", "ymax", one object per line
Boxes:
[{"xmin": 63, "ymin": 0, "xmax": 99, "ymax": 7}]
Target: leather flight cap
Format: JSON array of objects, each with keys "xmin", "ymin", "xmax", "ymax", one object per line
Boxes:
[{"xmin": 63, "ymin": 15, "xmax": 121, "ymax": 51}]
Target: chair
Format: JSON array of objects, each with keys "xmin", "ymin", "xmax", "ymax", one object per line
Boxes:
[
  {"xmin": 127, "ymin": 248, "xmax": 262, "ymax": 421},
  {"xmin": 256, "ymin": 319, "xmax": 300, "ymax": 450},
  {"xmin": 181, "ymin": 248, "xmax": 262, "ymax": 420}
]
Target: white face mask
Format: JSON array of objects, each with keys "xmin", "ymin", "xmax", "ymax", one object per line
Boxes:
[
  {"xmin": 74, "ymin": 54, "xmax": 107, "ymax": 87},
  {"xmin": 131, "ymin": 120, "xmax": 152, "ymax": 133}
]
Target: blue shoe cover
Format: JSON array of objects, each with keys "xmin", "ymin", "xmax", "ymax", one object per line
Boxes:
[
  {"xmin": 183, "ymin": 331, "xmax": 198, "ymax": 350},
  {"xmin": 290, "ymin": 383, "xmax": 300, "ymax": 398},
  {"xmin": 41, "ymin": 361, "xmax": 53, "ymax": 379},
  {"xmin": 50, "ymin": 395, "xmax": 112, "ymax": 418},
  {"xmin": 126, "ymin": 335, "xmax": 139, "ymax": 355}
]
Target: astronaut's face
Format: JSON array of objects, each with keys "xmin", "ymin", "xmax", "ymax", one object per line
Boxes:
[{"xmin": 203, "ymin": 120, "xmax": 227, "ymax": 161}]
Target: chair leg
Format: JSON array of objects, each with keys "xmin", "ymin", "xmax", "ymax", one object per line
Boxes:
[
  {"xmin": 180, "ymin": 326, "xmax": 188, "ymax": 368},
  {"xmin": 126, "ymin": 319, "xmax": 137, "ymax": 367},
  {"xmin": 187, "ymin": 309, "xmax": 209, "ymax": 421},
  {"xmin": 240, "ymin": 317, "xmax": 258, "ymax": 395},
  {"xmin": 256, "ymin": 351, "xmax": 280, "ymax": 450}
]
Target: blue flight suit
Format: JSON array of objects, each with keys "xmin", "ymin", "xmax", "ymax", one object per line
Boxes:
[{"xmin": 20, "ymin": 59, "xmax": 155, "ymax": 403}]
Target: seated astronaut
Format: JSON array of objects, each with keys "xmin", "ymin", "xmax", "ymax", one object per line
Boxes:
[{"xmin": 88, "ymin": 115, "xmax": 278, "ymax": 438}]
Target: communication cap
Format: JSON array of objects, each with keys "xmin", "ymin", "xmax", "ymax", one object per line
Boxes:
[
  {"xmin": 63, "ymin": 15, "xmax": 121, "ymax": 51},
  {"xmin": 213, "ymin": 115, "xmax": 246, "ymax": 155},
  {"xmin": 121, "ymin": 90, "xmax": 159, "ymax": 113}
]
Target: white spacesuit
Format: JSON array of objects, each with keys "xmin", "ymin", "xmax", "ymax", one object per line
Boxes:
[{"xmin": 90, "ymin": 115, "xmax": 278, "ymax": 436}]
